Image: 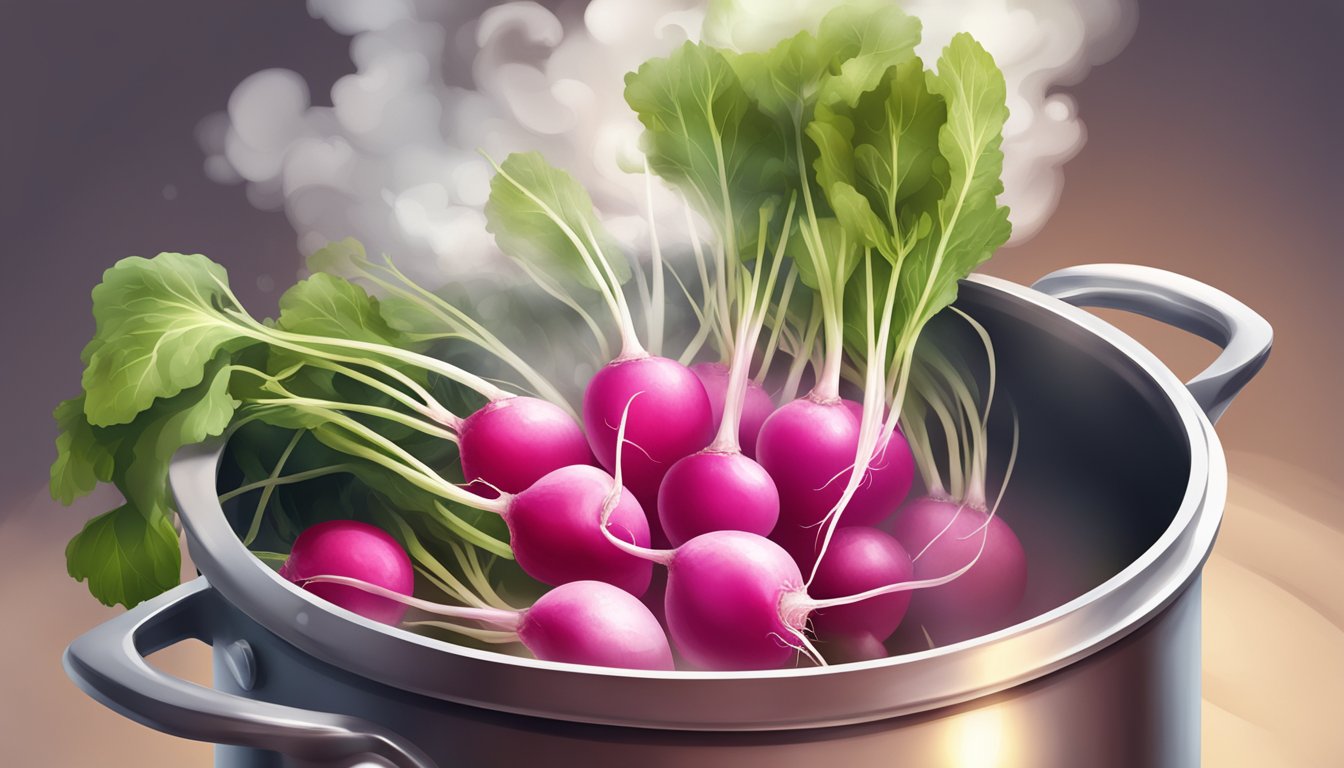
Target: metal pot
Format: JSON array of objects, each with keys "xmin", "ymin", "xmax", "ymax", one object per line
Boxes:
[{"xmin": 64, "ymin": 264, "xmax": 1271, "ymax": 768}]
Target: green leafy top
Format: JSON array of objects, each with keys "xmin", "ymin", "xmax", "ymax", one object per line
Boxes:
[
  {"xmin": 625, "ymin": 42, "xmax": 789, "ymax": 259},
  {"xmin": 54, "ymin": 252, "xmax": 517, "ymax": 607},
  {"xmin": 80, "ymin": 253, "xmax": 248, "ymax": 427},
  {"xmin": 484, "ymin": 151, "xmax": 630, "ymax": 291},
  {"xmin": 61, "ymin": 353, "xmax": 238, "ymax": 606},
  {"xmin": 892, "ymin": 34, "xmax": 1012, "ymax": 338}
]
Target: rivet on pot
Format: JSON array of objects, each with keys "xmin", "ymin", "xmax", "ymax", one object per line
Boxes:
[{"xmin": 222, "ymin": 640, "xmax": 257, "ymax": 692}]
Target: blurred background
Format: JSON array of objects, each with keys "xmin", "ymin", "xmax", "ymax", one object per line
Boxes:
[{"xmin": 1, "ymin": 0, "xmax": 1340, "ymax": 765}]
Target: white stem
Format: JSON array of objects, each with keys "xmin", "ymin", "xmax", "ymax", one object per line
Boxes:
[
  {"xmin": 644, "ymin": 162, "xmax": 666, "ymax": 357},
  {"xmin": 301, "ymin": 575, "xmax": 522, "ymax": 632},
  {"xmin": 599, "ymin": 393, "xmax": 676, "ymax": 566},
  {"xmin": 754, "ymin": 267, "xmax": 797, "ymax": 386},
  {"xmin": 710, "ymin": 199, "xmax": 794, "ymax": 452},
  {"xmin": 781, "ymin": 301, "xmax": 822, "ymax": 403}
]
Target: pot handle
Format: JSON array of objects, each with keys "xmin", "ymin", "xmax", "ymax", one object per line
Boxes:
[
  {"xmin": 1031, "ymin": 263, "xmax": 1272, "ymax": 423},
  {"xmin": 64, "ymin": 577, "xmax": 436, "ymax": 768}
]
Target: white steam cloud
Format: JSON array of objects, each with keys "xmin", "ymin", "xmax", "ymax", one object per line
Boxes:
[{"xmin": 201, "ymin": 0, "xmax": 1136, "ymax": 279}]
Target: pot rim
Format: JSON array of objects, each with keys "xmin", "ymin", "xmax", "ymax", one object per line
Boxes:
[{"xmin": 170, "ymin": 273, "xmax": 1224, "ymax": 729}]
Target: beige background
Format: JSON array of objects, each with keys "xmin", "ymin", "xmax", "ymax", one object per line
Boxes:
[{"xmin": 2, "ymin": 0, "xmax": 1341, "ymax": 765}]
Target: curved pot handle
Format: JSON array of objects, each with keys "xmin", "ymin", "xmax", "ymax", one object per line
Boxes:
[
  {"xmin": 64, "ymin": 578, "xmax": 436, "ymax": 768},
  {"xmin": 1031, "ymin": 263, "xmax": 1272, "ymax": 424}
]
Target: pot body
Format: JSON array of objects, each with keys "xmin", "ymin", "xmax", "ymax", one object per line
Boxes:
[
  {"xmin": 196, "ymin": 575, "xmax": 1199, "ymax": 768},
  {"xmin": 64, "ymin": 265, "xmax": 1271, "ymax": 768}
]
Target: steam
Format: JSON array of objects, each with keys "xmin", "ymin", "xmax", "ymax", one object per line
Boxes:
[{"xmin": 201, "ymin": 0, "xmax": 1136, "ymax": 277}]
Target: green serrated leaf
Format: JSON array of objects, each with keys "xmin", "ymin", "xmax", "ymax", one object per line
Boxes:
[
  {"xmin": 625, "ymin": 42, "xmax": 788, "ymax": 258},
  {"xmin": 66, "ymin": 503, "xmax": 181, "ymax": 608},
  {"xmin": 826, "ymin": 183, "xmax": 898, "ymax": 261},
  {"xmin": 50, "ymin": 396, "xmax": 121, "ymax": 504},
  {"xmin": 276, "ymin": 273, "xmax": 404, "ymax": 346},
  {"xmin": 81, "ymin": 253, "xmax": 250, "ymax": 427},
  {"xmin": 728, "ymin": 31, "xmax": 827, "ymax": 123},
  {"xmin": 787, "ymin": 217, "xmax": 861, "ymax": 291},
  {"xmin": 112, "ymin": 355, "xmax": 239, "ymax": 517},
  {"xmin": 815, "ymin": 2, "xmax": 922, "ymax": 108},
  {"xmin": 485, "ymin": 152, "xmax": 630, "ymax": 292},
  {"xmin": 808, "ymin": 58, "xmax": 947, "ymax": 262},
  {"xmin": 895, "ymin": 34, "xmax": 1012, "ymax": 334}
]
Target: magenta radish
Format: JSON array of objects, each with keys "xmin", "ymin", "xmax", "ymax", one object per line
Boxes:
[
  {"xmin": 887, "ymin": 496, "xmax": 1025, "ymax": 642},
  {"xmin": 484, "ymin": 153, "xmax": 711, "ymax": 515},
  {"xmin": 601, "ymin": 525, "xmax": 986, "ymax": 671},
  {"xmin": 279, "ymin": 520, "xmax": 414, "ymax": 625},
  {"xmin": 582, "ymin": 354, "xmax": 713, "ymax": 504},
  {"xmin": 305, "ymin": 576, "xmax": 673, "ymax": 671},
  {"xmin": 806, "ymin": 526, "xmax": 913, "ymax": 643},
  {"xmin": 655, "ymin": 202, "xmax": 794, "ymax": 547},
  {"xmin": 756, "ymin": 396, "xmax": 914, "ymax": 544},
  {"xmin": 499, "ymin": 464, "xmax": 653, "ymax": 596},
  {"xmin": 887, "ymin": 322, "xmax": 1027, "ymax": 645},
  {"xmin": 690, "ymin": 362, "xmax": 775, "ymax": 459},
  {"xmin": 352, "ymin": 425, "xmax": 653, "ymax": 596},
  {"xmin": 599, "ymin": 431, "xmax": 986, "ymax": 671},
  {"xmin": 662, "ymin": 530, "xmax": 805, "ymax": 670},
  {"xmin": 457, "ymin": 396, "xmax": 593, "ymax": 495},
  {"xmin": 657, "ymin": 450, "xmax": 779, "ymax": 545}
]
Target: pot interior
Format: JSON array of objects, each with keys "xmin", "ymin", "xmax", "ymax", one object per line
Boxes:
[
  {"xmin": 213, "ymin": 279, "xmax": 1196, "ymax": 659},
  {"xmin": 882, "ymin": 285, "xmax": 1194, "ymax": 651}
]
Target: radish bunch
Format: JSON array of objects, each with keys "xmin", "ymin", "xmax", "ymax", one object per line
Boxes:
[
  {"xmin": 54, "ymin": 3, "xmax": 1031, "ymax": 671},
  {"xmin": 248, "ymin": 8, "xmax": 1025, "ymax": 670}
]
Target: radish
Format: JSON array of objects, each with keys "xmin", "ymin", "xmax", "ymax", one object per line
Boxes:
[
  {"xmin": 806, "ymin": 526, "xmax": 913, "ymax": 644},
  {"xmin": 501, "ymin": 464, "xmax": 653, "ymax": 596},
  {"xmin": 303, "ymin": 408, "xmax": 653, "ymax": 596},
  {"xmin": 755, "ymin": 31, "xmax": 1012, "ymax": 596},
  {"xmin": 304, "ymin": 576, "xmax": 674, "ymax": 671},
  {"xmin": 279, "ymin": 520, "xmax": 414, "ymax": 625},
  {"xmin": 457, "ymin": 396, "xmax": 593, "ymax": 495},
  {"xmin": 582, "ymin": 354, "xmax": 713, "ymax": 504},
  {"xmin": 690, "ymin": 362, "xmax": 774, "ymax": 459},
  {"xmin": 602, "ymin": 525, "xmax": 986, "ymax": 671},
  {"xmin": 484, "ymin": 153, "xmax": 714, "ymax": 519},
  {"xmin": 596, "ymin": 371, "xmax": 970, "ymax": 670},
  {"xmin": 756, "ymin": 397, "xmax": 915, "ymax": 546},
  {"xmin": 656, "ymin": 450, "xmax": 779, "ymax": 546},
  {"xmin": 660, "ymin": 531, "xmax": 806, "ymax": 670},
  {"xmin": 656, "ymin": 203, "xmax": 794, "ymax": 545},
  {"xmin": 887, "ymin": 497, "xmax": 1024, "ymax": 643},
  {"xmin": 886, "ymin": 331, "xmax": 1026, "ymax": 645}
]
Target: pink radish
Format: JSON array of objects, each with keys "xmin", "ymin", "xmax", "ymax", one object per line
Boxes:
[
  {"xmin": 582, "ymin": 354, "xmax": 713, "ymax": 505},
  {"xmin": 806, "ymin": 526, "xmax": 913, "ymax": 643},
  {"xmin": 690, "ymin": 362, "xmax": 775, "ymax": 459},
  {"xmin": 756, "ymin": 396, "xmax": 914, "ymax": 545},
  {"xmin": 279, "ymin": 520, "xmax": 414, "ymax": 625},
  {"xmin": 887, "ymin": 327, "xmax": 1026, "ymax": 645},
  {"xmin": 501, "ymin": 464, "xmax": 653, "ymax": 596},
  {"xmin": 484, "ymin": 152, "xmax": 712, "ymax": 518},
  {"xmin": 335, "ymin": 374, "xmax": 653, "ymax": 595},
  {"xmin": 305, "ymin": 576, "xmax": 674, "ymax": 670},
  {"xmin": 602, "ymin": 526, "xmax": 985, "ymax": 671},
  {"xmin": 656, "ymin": 201, "xmax": 794, "ymax": 546},
  {"xmin": 368, "ymin": 433, "xmax": 653, "ymax": 596},
  {"xmin": 457, "ymin": 396, "xmax": 594, "ymax": 495},
  {"xmin": 656, "ymin": 450, "xmax": 779, "ymax": 546},
  {"xmin": 887, "ymin": 496, "xmax": 1025, "ymax": 643}
]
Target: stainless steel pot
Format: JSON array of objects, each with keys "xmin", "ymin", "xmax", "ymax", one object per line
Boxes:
[{"xmin": 64, "ymin": 264, "xmax": 1271, "ymax": 768}]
